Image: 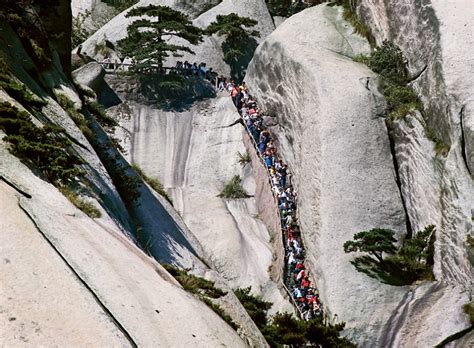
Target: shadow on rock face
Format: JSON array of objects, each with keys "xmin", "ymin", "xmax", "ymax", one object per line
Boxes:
[
  {"xmin": 137, "ymin": 74, "xmax": 216, "ymax": 112},
  {"xmin": 350, "ymin": 256, "xmax": 413, "ymax": 286}
]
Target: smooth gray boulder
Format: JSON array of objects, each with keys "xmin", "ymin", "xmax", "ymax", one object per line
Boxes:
[
  {"xmin": 72, "ymin": 61, "xmax": 105, "ymax": 90},
  {"xmin": 245, "ymin": 4, "xmax": 409, "ymax": 345}
]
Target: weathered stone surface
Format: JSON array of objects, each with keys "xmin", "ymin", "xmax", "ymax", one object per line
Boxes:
[
  {"xmin": 0, "ymin": 130, "xmax": 246, "ymax": 347},
  {"xmin": 357, "ymin": 0, "xmax": 473, "ymax": 342},
  {"xmin": 0, "ymin": 182, "xmax": 130, "ymax": 347},
  {"xmin": 245, "ymin": 4, "xmax": 409, "ymax": 345},
  {"xmin": 111, "ymin": 91, "xmax": 292, "ymax": 314},
  {"xmin": 72, "ymin": 61, "xmax": 106, "ymax": 90},
  {"xmin": 246, "ymin": 2, "xmax": 473, "ymax": 345}
]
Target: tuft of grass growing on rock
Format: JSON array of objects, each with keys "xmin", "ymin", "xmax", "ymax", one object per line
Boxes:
[
  {"xmin": 237, "ymin": 150, "xmax": 251, "ymax": 166},
  {"xmin": 338, "ymin": 0, "xmax": 376, "ymax": 46},
  {"xmin": 201, "ymin": 297, "xmax": 239, "ymax": 330},
  {"xmin": 425, "ymin": 127, "xmax": 450, "ymax": 157},
  {"xmin": 60, "ymin": 187, "xmax": 101, "ymax": 218},
  {"xmin": 55, "ymin": 93, "xmax": 94, "ymax": 140},
  {"xmin": 131, "ymin": 164, "xmax": 172, "ymax": 204},
  {"xmin": 161, "ymin": 264, "xmax": 226, "ymax": 298},
  {"xmin": 218, "ymin": 175, "xmax": 248, "ymax": 199},
  {"xmin": 161, "ymin": 263, "xmax": 238, "ymax": 330}
]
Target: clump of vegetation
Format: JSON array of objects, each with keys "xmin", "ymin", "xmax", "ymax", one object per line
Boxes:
[
  {"xmin": 0, "ymin": 1, "xmax": 58, "ymax": 70},
  {"xmin": 72, "ymin": 10, "xmax": 91, "ymax": 48},
  {"xmin": 161, "ymin": 264, "xmax": 238, "ymax": 329},
  {"xmin": 102, "ymin": 0, "xmax": 139, "ymax": 13},
  {"xmin": 218, "ymin": 175, "xmax": 249, "ymax": 199},
  {"xmin": 264, "ymin": 313, "xmax": 355, "ymax": 348},
  {"xmin": 234, "ymin": 287, "xmax": 354, "ymax": 347},
  {"xmin": 162, "ymin": 264, "xmax": 226, "ymax": 298},
  {"xmin": 131, "ymin": 164, "xmax": 172, "ymax": 205},
  {"xmin": 337, "ymin": 0, "xmax": 376, "ymax": 46},
  {"xmin": 118, "ymin": 5, "xmax": 203, "ymax": 71},
  {"xmin": 206, "ymin": 13, "xmax": 260, "ymax": 81},
  {"xmin": 344, "ymin": 225, "xmax": 436, "ymax": 285},
  {"xmin": 0, "ymin": 61, "xmax": 47, "ymax": 108},
  {"xmin": 111, "ymin": 160, "xmax": 142, "ymax": 205},
  {"xmin": 237, "ymin": 150, "xmax": 251, "ymax": 166},
  {"xmin": 55, "ymin": 92, "xmax": 94, "ymax": 140},
  {"xmin": 425, "ymin": 127, "xmax": 450, "ymax": 157},
  {"xmin": 0, "ymin": 102, "xmax": 85, "ymax": 185},
  {"xmin": 85, "ymin": 100, "xmax": 118, "ymax": 129},
  {"xmin": 234, "ymin": 287, "xmax": 272, "ymax": 329},
  {"xmin": 59, "ymin": 187, "xmax": 101, "ymax": 218},
  {"xmin": 353, "ymin": 41, "xmax": 422, "ymax": 120},
  {"xmin": 266, "ymin": 0, "xmax": 318, "ymax": 17}
]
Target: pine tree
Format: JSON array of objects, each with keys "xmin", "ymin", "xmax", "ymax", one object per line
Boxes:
[
  {"xmin": 206, "ymin": 13, "xmax": 260, "ymax": 81},
  {"xmin": 118, "ymin": 5, "xmax": 203, "ymax": 71},
  {"xmin": 343, "ymin": 228, "xmax": 398, "ymax": 262}
]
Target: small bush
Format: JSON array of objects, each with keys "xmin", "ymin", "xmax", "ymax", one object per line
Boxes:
[
  {"xmin": 132, "ymin": 164, "xmax": 172, "ymax": 204},
  {"xmin": 55, "ymin": 93, "xmax": 93, "ymax": 140},
  {"xmin": 86, "ymin": 101, "xmax": 118, "ymax": 129},
  {"xmin": 218, "ymin": 175, "xmax": 248, "ymax": 199},
  {"xmin": 0, "ymin": 66, "xmax": 47, "ymax": 108},
  {"xmin": 425, "ymin": 127, "xmax": 450, "ymax": 157},
  {"xmin": 263, "ymin": 312, "xmax": 355, "ymax": 348},
  {"xmin": 237, "ymin": 150, "xmax": 251, "ymax": 166},
  {"xmin": 339, "ymin": 0, "xmax": 376, "ymax": 46},
  {"xmin": 0, "ymin": 102, "xmax": 85, "ymax": 185},
  {"xmin": 354, "ymin": 41, "xmax": 422, "ymax": 119},
  {"xmin": 161, "ymin": 264, "xmax": 226, "ymax": 298},
  {"xmin": 60, "ymin": 187, "xmax": 101, "ymax": 218},
  {"xmin": 201, "ymin": 297, "xmax": 239, "ymax": 330},
  {"xmin": 234, "ymin": 287, "xmax": 271, "ymax": 329}
]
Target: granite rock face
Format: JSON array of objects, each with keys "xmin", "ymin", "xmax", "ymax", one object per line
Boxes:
[
  {"xmin": 109, "ymin": 84, "xmax": 292, "ymax": 314},
  {"xmin": 245, "ymin": 3, "xmax": 472, "ymax": 345}
]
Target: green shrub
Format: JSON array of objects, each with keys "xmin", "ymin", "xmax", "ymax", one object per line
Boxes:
[
  {"xmin": 354, "ymin": 41, "xmax": 422, "ymax": 120},
  {"xmin": 72, "ymin": 10, "xmax": 91, "ymax": 47},
  {"xmin": 237, "ymin": 150, "xmax": 251, "ymax": 166},
  {"xmin": 60, "ymin": 187, "xmax": 101, "ymax": 218},
  {"xmin": 86, "ymin": 101, "xmax": 118, "ymax": 129},
  {"xmin": 0, "ymin": 65, "xmax": 47, "ymax": 108},
  {"xmin": 262, "ymin": 313, "xmax": 355, "ymax": 348},
  {"xmin": 339, "ymin": 0, "xmax": 376, "ymax": 46},
  {"xmin": 161, "ymin": 264, "xmax": 226, "ymax": 298},
  {"xmin": 201, "ymin": 297, "xmax": 239, "ymax": 330},
  {"xmin": 131, "ymin": 164, "xmax": 173, "ymax": 205},
  {"xmin": 234, "ymin": 287, "xmax": 271, "ymax": 329},
  {"xmin": 55, "ymin": 93, "xmax": 93, "ymax": 140},
  {"xmin": 425, "ymin": 127, "xmax": 450, "ymax": 157},
  {"xmin": 0, "ymin": 102, "xmax": 84, "ymax": 185},
  {"xmin": 218, "ymin": 175, "xmax": 248, "ymax": 199}
]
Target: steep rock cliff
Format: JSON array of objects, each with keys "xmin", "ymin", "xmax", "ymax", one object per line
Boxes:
[
  {"xmin": 245, "ymin": 3, "xmax": 472, "ymax": 345},
  {"xmin": 109, "ymin": 78, "xmax": 292, "ymax": 313}
]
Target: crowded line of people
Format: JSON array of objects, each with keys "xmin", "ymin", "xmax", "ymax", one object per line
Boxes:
[{"xmin": 220, "ymin": 77, "xmax": 324, "ymax": 321}]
